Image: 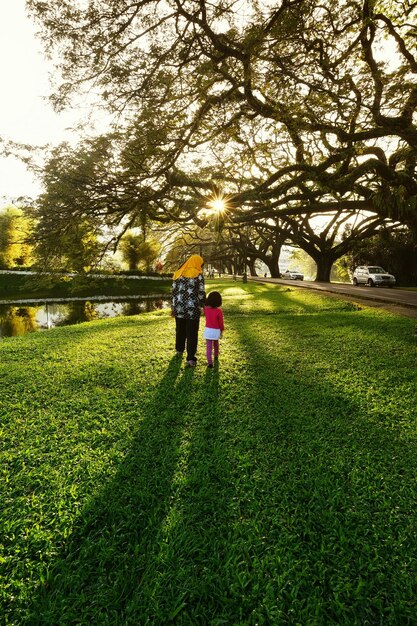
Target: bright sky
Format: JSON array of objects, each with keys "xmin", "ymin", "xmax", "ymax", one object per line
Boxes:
[{"xmin": 0, "ymin": 1, "xmax": 81, "ymax": 204}]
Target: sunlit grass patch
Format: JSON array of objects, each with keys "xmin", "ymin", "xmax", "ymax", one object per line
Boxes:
[
  {"xmin": 2, "ymin": 281, "xmax": 417, "ymax": 623},
  {"xmin": 212, "ymin": 279, "xmax": 360, "ymax": 317}
]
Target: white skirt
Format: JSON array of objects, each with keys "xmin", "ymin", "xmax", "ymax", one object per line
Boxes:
[{"xmin": 204, "ymin": 327, "xmax": 221, "ymax": 340}]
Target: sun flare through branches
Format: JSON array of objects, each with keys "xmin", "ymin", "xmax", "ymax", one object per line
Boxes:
[
  {"xmin": 208, "ymin": 197, "xmax": 227, "ymax": 214},
  {"xmin": 199, "ymin": 191, "xmax": 233, "ymax": 221}
]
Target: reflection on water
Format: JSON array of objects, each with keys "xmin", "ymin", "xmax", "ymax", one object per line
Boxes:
[
  {"xmin": 0, "ymin": 306, "xmax": 38, "ymax": 337},
  {"xmin": 0, "ymin": 297, "xmax": 169, "ymax": 338}
]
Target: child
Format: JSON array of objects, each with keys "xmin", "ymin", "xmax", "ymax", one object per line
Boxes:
[{"xmin": 204, "ymin": 291, "xmax": 224, "ymax": 368}]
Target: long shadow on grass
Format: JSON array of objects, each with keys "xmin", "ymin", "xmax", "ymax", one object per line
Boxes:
[
  {"xmin": 221, "ymin": 313, "xmax": 417, "ymax": 623},
  {"xmin": 117, "ymin": 361, "xmax": 258, "ymax": 624},
  {"xmin": 116, "ymin": 364, "xmax": 240, "ymax": 623},
  {"xmin": 26, "ymin": 356, "xmax": 199, "ymax": 624}
]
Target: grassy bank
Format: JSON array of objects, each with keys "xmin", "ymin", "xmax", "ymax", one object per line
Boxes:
[
  {"xmin": 2, "ymin": 280, "xmax": 417, "ymax": 624},
  {"xmin": 0, "ymin": 273, "xmax": 171, "ymax": 301}
]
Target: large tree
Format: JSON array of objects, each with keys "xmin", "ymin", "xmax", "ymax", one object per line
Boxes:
[
  {"xmin": 283, "ymin": 209, "xmax": 397, "ymax": 282},
  {"xmin": 27, "ymin": 1, "xmax": 417, "ymax": 270}
]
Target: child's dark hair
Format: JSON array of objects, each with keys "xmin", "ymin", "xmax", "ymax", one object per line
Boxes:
[{"xmin": 205, "ymin": 291, "xmax": 222, "ymax": 308}]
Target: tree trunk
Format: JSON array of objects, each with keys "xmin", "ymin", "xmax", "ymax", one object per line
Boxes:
[
  {"xmin": 265, "ymin": 255, "xmax": 280, "ymax": 277},
  {"xmin": 248, "ymin": 260, "xmax": 258, "ymax": 276},
  {"xmin": 314, "ymin": 255, "xmax": 334, "ymax": 282}
]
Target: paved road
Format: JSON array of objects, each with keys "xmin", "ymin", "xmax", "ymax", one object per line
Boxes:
[{"xmin": 250, "ymin": 277, "xmax": 417, "ymax": 317}]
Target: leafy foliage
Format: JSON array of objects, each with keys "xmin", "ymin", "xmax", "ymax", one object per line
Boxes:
[
  {"xmin": 0, "ymin": 208, "xmax": 34, "ymax": 268},
  {"xmin": 119, "ymin": 232, "xmax": 161, "ymax": 272},
  {"xmin": 24, "ymin": 0, "xmax": 417, "ymax": 266},
  {"xmin": 346, "ymin": 227, "xmax": 417, "ymax": 285}
]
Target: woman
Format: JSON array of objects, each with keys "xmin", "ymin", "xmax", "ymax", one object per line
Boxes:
[{"xmin": 172, "ymin": 254, "xmax": 205, "ymax": 367}]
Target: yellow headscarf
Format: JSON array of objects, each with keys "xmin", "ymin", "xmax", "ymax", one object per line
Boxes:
[{"xmin": 173, "ymin": 254, "xmax": 204, "ymax": 280}]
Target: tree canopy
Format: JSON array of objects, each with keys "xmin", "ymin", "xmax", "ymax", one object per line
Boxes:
[{"xmin": 26, "ymin": 0, "xmax": 417, "ymax": 277}]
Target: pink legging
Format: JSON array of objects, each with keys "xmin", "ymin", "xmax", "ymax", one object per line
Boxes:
[{"xmin": 206, "ymin": 339, "xmax": 219, "ymax": 364}]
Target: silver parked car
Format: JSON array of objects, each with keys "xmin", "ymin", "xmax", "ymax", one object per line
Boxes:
[
  {"xmin": 352, "ymin": 266, "xmax": 396, "ymax": 287},
  {"xmin": 282, "ymin": 269, "xmax": 304, "ymax": 280}
]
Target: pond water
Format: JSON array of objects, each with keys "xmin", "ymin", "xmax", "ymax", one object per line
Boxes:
[{"xmin": 0, "ymin": 296, "xmax": 170, "ymax": 338}]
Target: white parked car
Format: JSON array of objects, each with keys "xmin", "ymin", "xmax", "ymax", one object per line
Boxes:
[
  {"xmin": 282, "ymin": 269, "xmax": 304, "ymax": 280},
  {"xmin": 352, "ymin": 266, "xmax": 396, "ymax": 287}
]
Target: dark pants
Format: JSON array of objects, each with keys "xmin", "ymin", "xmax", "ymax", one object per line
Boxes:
[{"xmin": 175, "ymin": 317, "xmax": 200, "ymax": 362}]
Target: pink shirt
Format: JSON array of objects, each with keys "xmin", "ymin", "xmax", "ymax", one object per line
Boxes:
[{"xmin": 204, "ymin": 306, "xmax": 224, "ymax": 331}]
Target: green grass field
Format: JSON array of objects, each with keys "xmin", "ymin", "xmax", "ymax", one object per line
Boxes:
[{"xmin": 2, "ymin": 280, "xmax": 417, "ymax": 624}]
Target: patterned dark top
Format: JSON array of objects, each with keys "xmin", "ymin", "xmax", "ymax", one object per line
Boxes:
[{"xmin": 172, "ymin": 274, "xmax": 206, "ymax": 319}]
